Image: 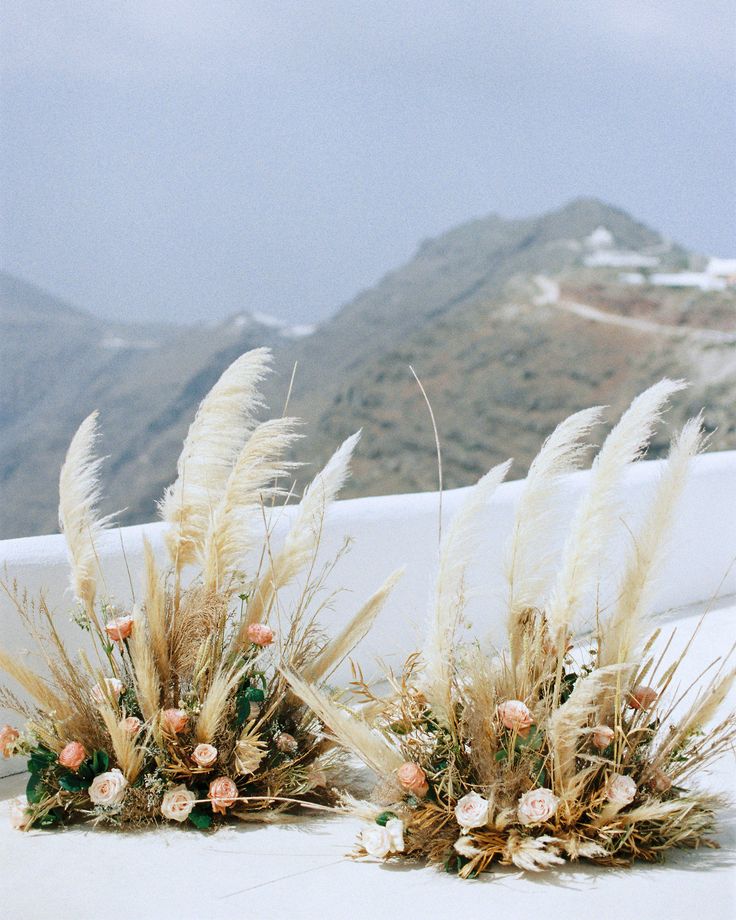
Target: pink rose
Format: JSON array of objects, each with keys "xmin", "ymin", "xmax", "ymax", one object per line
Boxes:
[
  {"xmin": 208, "ymin": 776, "xmax": 239, "ymax": 815},
  {"xmin": 58, "ymin": 741, "xmax": 87, "ymax": 772},
  {"xmin": 396, "ymin": 762, "xmax": 429, "ymax": 797},
  {"xmin": 0, "ymin": 725, "xmax": 19, "ymax": 758},
  {"xmin": 628, "ymin": 685, "xmax": 658, "ymax": 711},
  {"xmin": 161, "ymin": 784, "xmax": 196, "ymax": 822},
  {"xmin": 192, "ymin": 743, "xmax": 218, "ymax": 768},
  {"xmin": 10, "ymin": 796, "xmax": 30, "ymax": 831},
  {"xmin": 454, "ymin": 792, "xmax": 490, "ymax": 830},
  {"xmin": 120, "ymin": 716, "xmax": 142, "ymax": 735},
  {"xmin": 246, "ymin": 623, "xmax": 274, "ymax": 647},
  {"xmin": 275, "ymin": 733, "xmax": 298, "ymax": 754},
  {"xmin": 105, "ymin": 615, "xmax": 134, "ymax": 642},
  {"xmin": 162, "ymin": 708, "xmax": 189, "ymax": 734},
  {"xmin": 604, "ymin": 772, "xmax": 637, "ymax": 806},
  {"xmin": 89, "ymin": 769, "xmax": 127, "ymax": 807},
  {"xmin": 517, "ymin": 787, "xmax": 559, "ymax": 826},
  {"xmin": 591, "ymin": 725, "xmax": 614, "ymax": 750},
  {"xmin": 497, "ymin": 700, "xmax": 533, "ymax": 737},
  {"xmin": 91, "ymin": 677, "xmax": 124, "ymax": 705}
]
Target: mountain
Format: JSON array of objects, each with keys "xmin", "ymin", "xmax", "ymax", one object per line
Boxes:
[{"xmin": 2, "ymin": 198, "xmax": 734, "ymax": 538}]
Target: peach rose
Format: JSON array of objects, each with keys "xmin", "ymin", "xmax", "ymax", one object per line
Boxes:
[
  {"xmin": 0, "ymin": 725, "xmax": 19, "ymax": 758},
  {"xmin": 91, "ymin": 677, "xmax": 124, "ymax": 705},
  {"xmin": 208, "ymin": 776, "xmax": 239, "ymax": 815},
  {"xmin": 628, "ymin": 685, "xmax": 658, "ymax": 711},
  {"xmin": 497, "ymin": 700, "xmax": 533, "ymax": 737},
  {"xmin": 162, "ymin": 708, "xmax": 189, "ymax": 734},
  {"xmin": 396, "ymin": 762, "xmax": 429, "ymax": 797},
  {"xmin": 517, "ymin": 787, "xmax": 559, "ymax": 826},
  {"xmin": 605, "ymin": 772, "xmax": 637, "ymax": 806},
  {"xmin": 591, "ymin": 724, "xmax": 615, "ymax": 750},
  {"xmin": 454, "ymin": 792, "xmax": 490, "ymax": 830},
  {"xmin": 58, "ymin": 741, "xmax": 87, "ymax": 772},
  {"xmin": 246, "ymin": 623, "xmax": 274, "ymax": 647},
  {"xmin": 120, "ymin": 716, "xmax": 142, "ymax": 735},
  {"xmin": 647, "ymin": 768, "xmax": 672, "ymax": 794},
  {"xmin": 192, "ymin": 743, "xmax": 218, "ymax": 768},
  {"xmin": 89, "ymin": 769, "xmax": 128, "ymax": 807},
  {"xmin": 10, "ymin": 796, "xmax": 30, "ymax": 831},
  {"xmin": 161, "ymin": 784, "xmax": 196, "ymax": 822},
  {"xmin": 105, "ymin": 615, "xmax": 134, "ymax": 642},
  {"xmin": 275, "ymin": 732, "xmax": 298, "ymax": 754}
]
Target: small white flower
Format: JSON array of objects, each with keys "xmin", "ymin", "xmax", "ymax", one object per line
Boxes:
[
  {"xmin": 161, "ymin": 784, "xmax": 197, "ymax": 822},
  {"xmin": 517, "ymin": 787, "xmax": 559, "ymax": 826},
  {"xmin": 89, "ymin": 768, "xmax": 127, "ymax": 807},
  {"xmin": 605, "ymin": 772, "xmax": 637, "ymax": 807},
  {"xmin": 361, "ymin": 824, "xmax": 392, "ymax": 858},
  {"xmin": 385, "ymin": 818, "xmax": 405, "ymax": 853},
  {"xmin": 454, "ymin": 792, "xmax": 490, "ymax": 830}
]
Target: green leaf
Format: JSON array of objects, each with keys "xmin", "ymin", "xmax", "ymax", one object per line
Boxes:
[
  {"xmin": 59, "ymin": 772, "xmax": 92, "ymax": 792},
  {"xmin": 235, "ymin": 694, "xmax": 251, "ymax": 726},
  {"xmin": 244, "ymin": 687, "xmax": 265, "ymax": 703},
  {"xmin": 91, "ymin": 750, "xmax": 109, "ymax": 775},
  {"xmin": 26, "ymin": 772, "xmax": 46, "ymax": 805},
  {"xmin": 494, "ymin": 749, "xmax": 508, "ymax": 762},
  {"xmin": 376, "ymin": 811, "xmax": 398, "ymax": 827},
  {"xmin": 188, "ymin": 810, "xmax": 213, "ymax": 830}
]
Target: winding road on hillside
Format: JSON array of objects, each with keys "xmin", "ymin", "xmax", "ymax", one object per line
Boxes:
[{"xmin": 533, "ymin": 276, "xmax": 736, "ymax": 345}]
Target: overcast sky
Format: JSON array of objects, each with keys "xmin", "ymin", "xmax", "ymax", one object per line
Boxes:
[{"xmin": 1, "ymin": 1, "xmax": 734, "ymax": 325}]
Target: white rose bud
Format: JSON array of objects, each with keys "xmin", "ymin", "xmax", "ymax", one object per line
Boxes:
[
  {"xmin": 360, "ymin": 824, "xmax": 392, "ymax": 858},
  {"xmin": 89, "ymin": 768, "xmax": 128, "ymax": 807},
  {"xmin": 160, "ymin": 784, "xmax": 197, "ymax": 823},
  {"xmin": 454, "ymin": 792, "xmax": 490, "ymax": 830},
  {"xmin": 605, "ymin": 772, "xmax": 637, "ymax": 807},
  {"xmin": 385, "ymin": 818, "xmax": 405, "ymax": 853},
  {"xmin": 517, "ymin": 787, "xmax": 559, "ymax": 826}
]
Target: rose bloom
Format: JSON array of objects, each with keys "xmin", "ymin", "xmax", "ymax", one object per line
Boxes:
[
  {"xmin": 591, "ymin": 724, "xmax": 615, "ymax": 750},
  {"xmin": 208, "ymin": 776, "xmax": 239, "ymax": 815},
  {"xmin": 58, "ymin": 741, "xmax": 87, "ymax": 772},
  {"xmin": 105, "ymin": 614, "xmax": 134, "ymax": 642},
  {"xmin": 246, "ymin": 623, "xmax": 274, "ymax": 647},
  {"xmin": 192, "ymin": 743, "xmax": 218, "ymax": 768},
  {"xmin": 628, "ymin": 685, "xmax": 658, "ymax": 710},
  {"xmin": 89, "ymin": 769, "xmax": 128, "ymax": 807},
  {"xmin": 396, "ymin": 762, "xmax": 429, "ymax": 797},
  {"xmin": 120, "ymin": 716, "xmax": 142, "ymax": 735},
  {"xmin": 360, "ymin": 819, "xmax": 405, "ymax": 858},
  {"xmin": 10, "ymin": 796, "xmax": 30, "ymax": 831},
  {"xmin": 161, "ymin": 784, "xmax": 197, "ymax": 823},
  {"xmin": 162, "ymin": 708, "xmax": 189, "ymax": 734},
  {"xmin": 517, "ymin": 787, "xmax": 559, "ymax": 826},
  {"xmin": 605, "ymin": 772, "xmax": 637, "ymax": 806},
  {"xmin": 497, "ymin": 700, "xmax": 533, "ymax": 737},
  {"xmin": 275, "ymin": 732, "xmax": 298, "ymax": 754},
  {"xmin": 0, "ymin": 724, "xmax": 19, "ymax": 758},
  {"xmin": 648, "ymin": 769, "xmax": 672, "ymax": 794},
  {"xmin": 91, "ymin": 677, "xmax": 124, "ymax": 705},
  {"xmin": 454, "ymin": 791, "xmax": 490, "ymax": 830}
]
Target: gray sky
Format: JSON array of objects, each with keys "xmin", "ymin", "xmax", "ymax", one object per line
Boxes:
[{"xmin": 2, "ymin": 1, "xmax": 735, "ymax": 325}]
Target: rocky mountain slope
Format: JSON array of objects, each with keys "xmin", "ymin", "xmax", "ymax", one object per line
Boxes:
[{"xmin": 2, "ymin": 198, "xmax": 734, "ymax": 538}]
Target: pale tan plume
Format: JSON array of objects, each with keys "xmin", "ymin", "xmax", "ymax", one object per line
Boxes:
[
  {"xmin": 283, "ymin": 668, "xmax": 405, "ymax": 776},
  {"xmin": 142, "ymin": 537, "xmax": 170, "ymax": 687},
  {"xmin": 0, "ymin": 648, "xmax": 71, "ymax": 719},
  {"xmin": 127, "ymin": 605, "xmax": 161, "ymax": 720},
  {"xmin": 159, "ymin": 348, "xmax": 273, "ymax": 573},
  {"xmin": 244, "ymin": 431, "xmax": 361, "ymax": 628},
  {"xmin": 546, "ymin": 379, "xmax": 685, "ymax": 645},
  {"xmin": 58, "ymin": 411, "xmax": 115, "ymax": 623},
  {"xmin": 201, "ymin": 417, "xmax": 300, "ymax": 591},
  {"xmin": 195, "ymin": 661, "xmax": 247, "ymax": 743},
  {"xmin": 304, "ymin": 568, "xmax": 405, "ymax": 682},
  {"xmin": 423, "ymin": 459, "xmax": 512, "ymax": 728},
  {"xmin": 657, "ymin": 666, "xmax": 736, "ymax": 763},
  {"xmin": 97, "ymin": 700, "xmax": 146, "ymax": 782},
  {"xmin": 598, "ymin": 415, "xmax": 705, "ymax": 668}
]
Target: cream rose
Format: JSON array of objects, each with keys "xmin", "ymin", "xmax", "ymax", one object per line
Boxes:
[
  {"xmin": 0, "ymin": 725, "xmax": 19, "ymax": 758},
  {"xmin": 517, "ymin": 787, "xmax": 559, "ymax": 826},
  {"xmin": 192, "ymin": 743, "xmax": 218, "ymax": 768},
  {"xmin": 208, "ymin": 776, "xmax": 239, "ymax": 814},
  {"xmin": 591, "ymin": 724, "xmax": 615, "ymax": 750},
  {"xmin": 454, "ymin": 792, "xmax": 490, "ymax": 830},
  {"xmin": 396, "ymin": 762, "xmax": 429, "ymax": 797},
  {"xmin": 162, "ymin": 708, "xmax": 189, "ymax": 734},
  {"xmin": 91, "ymin": 678, "xmax": 124, "ymax": 705},
  {"xmin": 161, "ymin": 784, "xmax": 197, "ymax": 822},
  {"xmin": 120, "ymin": 716, "xmax": 142, "ymax": 735},
  {"xmin": 89, "ymin": 768, "xmax": 128, "ymax": 807},
  {"xmin": 58, "ymin": 741, "xmax": 87, "ymax": 772},
  {"xmin": 605, "ymin": 772, "xmax": 637, "ymax": 806},
  {"xmin": 497, "ymin": 700, "xmax": 533, "ymax": 737},
  {"xmin": 10, "ymin": 796, "xmax": 30, "ymax": 831},
  {"xmin": 385, "ymin": 817, "xmax": 405, "ymax": 853},
  {"xmin": 105, "ymin": 615, "xmax": 134, "ymax": 642},
  {"xmin": 361, "ymin": 824, "xmax": 392, "ymax": 858},
  {"xmin": 246, "ymin": 623, "xmax": 274, "ymax": 647}
]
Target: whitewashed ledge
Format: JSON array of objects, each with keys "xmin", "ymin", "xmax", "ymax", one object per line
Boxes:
[{"xmin": 1, "ymin": 453, "xmax": 735, "ymax": 919}]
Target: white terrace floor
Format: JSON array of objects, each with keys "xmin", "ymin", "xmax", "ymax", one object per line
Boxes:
[{"xmin": 2, "ymin": 597, "xmax": 735, "ymax": 920}]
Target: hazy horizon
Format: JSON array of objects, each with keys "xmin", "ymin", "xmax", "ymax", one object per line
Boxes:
[{"xmin": 2, "ymin": 1, "xmax": 734, "ymax": 326}]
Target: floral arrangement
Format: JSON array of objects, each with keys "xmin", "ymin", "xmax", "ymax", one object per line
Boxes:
[
  {"xmin": 286, "ymin": 380, "xmax": 736, "ymax": 875},
  {"xmin": 0, "ymin": 348, "xmax": 400, "ymax": 831}
]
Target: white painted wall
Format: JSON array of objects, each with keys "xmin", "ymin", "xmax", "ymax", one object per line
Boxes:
[{"xmin": 2, "ymin": 452, "xmax": 735, "ymax": 777}]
